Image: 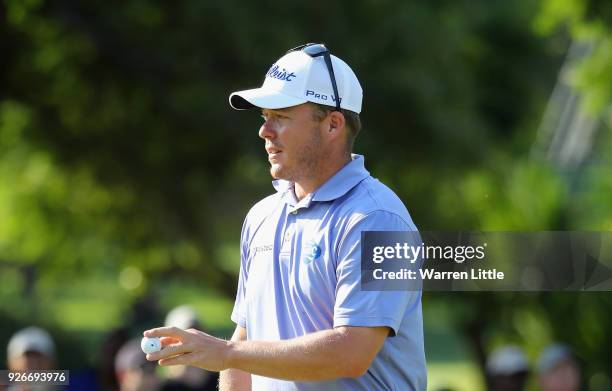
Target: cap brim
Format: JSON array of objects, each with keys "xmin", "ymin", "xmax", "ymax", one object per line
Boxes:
[{"xmin": 229, "ymin": 88, "xmax": 307, "ymax": 110}]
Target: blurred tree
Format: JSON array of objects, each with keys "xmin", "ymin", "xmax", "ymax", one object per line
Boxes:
[
  {"xmin": 0, "ymin": 0, "xmax": 561, "ymax": 285},
  {"xmin": 433, "ymin": 0, "xmax": 612, "ymax": 388}
]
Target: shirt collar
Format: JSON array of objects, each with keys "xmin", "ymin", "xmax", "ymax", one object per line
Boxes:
[{"xmin": 272, "ymin": 154, "xmax": 370, "ymax": 205}]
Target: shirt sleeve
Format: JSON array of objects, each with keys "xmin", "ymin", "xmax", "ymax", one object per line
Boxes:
[
  {"xmin": 333, "ymin": 210, "xmax": 421, "ymax": 336},
  {"xmin": 230, "ymin": 219, "xmax": 249, "ymax": 328}
]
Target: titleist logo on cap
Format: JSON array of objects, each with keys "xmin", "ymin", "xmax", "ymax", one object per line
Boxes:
[{"xmin": 266, "ymin": 65, "xmax": 296, "ymax": 81}]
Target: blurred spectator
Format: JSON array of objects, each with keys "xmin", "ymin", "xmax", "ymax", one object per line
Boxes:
[
  {"xmin": 7, "ymin": 327, "xmax": 56, "ymax": 371},
  {"xmin": 114, "ymin": 339, "xmax": 161, "ymax": 391},
  {"xmin": 536, "ymin": 344, "xmax": 580, "ymax": 391},
  {"xmin": 97, "ymin": 327, "xmax": 130, "ymax": 391},
  {"xmin": 6, "ymin": 326, "xmax": 58, "ymax": 391},
  {"xmin": 159, "ymin": 306, "xmax": 218, "ymax": 391},
  {"xmin": 486, "ymin": 345, "xmax": 529, "ymax": 391}
]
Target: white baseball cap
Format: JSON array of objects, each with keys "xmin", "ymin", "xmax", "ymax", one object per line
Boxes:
[
  {"xmin": 486, "ymin": 345, "xmax": 529, "ymax": 376},
  {"xmin": 229, "ymin": 44, "xmax": 363, "ymax": 113},
  {"xmin": 164, "ymin": 305, "xmax": 200, "ymax": 329},
  {"xmin": 7, "ymin": 327, "xmax": 56, "ymax": 360}
]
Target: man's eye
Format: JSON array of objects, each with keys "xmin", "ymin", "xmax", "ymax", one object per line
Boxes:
[{"xmin": 261, "ymin": 113, "xmax": 288, "ymax": 122}]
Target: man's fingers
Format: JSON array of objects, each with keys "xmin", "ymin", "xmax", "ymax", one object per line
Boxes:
[
  {"xmin": 158, "ymin": 352, "xmax": 194, "ymax": 366},
  {"xmin": 146, "ymin": 342, "xmax": 192, "ymax": 361},
  {"xmin": 160, "ymin": 337, "xmax": 180, "ymax": 347},
  {"xmin": 144, "ymin": 326, "xmax": 187, "ymax": 339}
]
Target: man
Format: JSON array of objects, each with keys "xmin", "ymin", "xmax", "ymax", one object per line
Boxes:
[
  {"xmin": 115, "ymin": 339, "xmax": 161, "ymax": 391},
  {"xmin": 144, "ymin": 43, "xmax": 426, "ymax": 390},
  {"xmin": 6, "ymin": 326, "xmax": 58, "ymax": 391},
  {"xmin": 536, "ymin": 344, "xmax": 580, "ymax": 391},
  {"xmin": 485, "ymin": 345, "xmax": 530, "ymax": 391}
]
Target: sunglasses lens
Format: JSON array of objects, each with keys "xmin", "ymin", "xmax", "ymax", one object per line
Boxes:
[{"xmin": 302, "ymin": 44, "xmax": 327, "ymax": 56}]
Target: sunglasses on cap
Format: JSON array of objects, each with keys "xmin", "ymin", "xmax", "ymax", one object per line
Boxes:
[{"xmin": 287, "ymin": 43, "xmax": 341, "ymax": 112}]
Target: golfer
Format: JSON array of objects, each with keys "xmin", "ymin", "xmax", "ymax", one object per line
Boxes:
[{"xmin": 145, "ymin": 43, "xmax": 426, "ymax": 390}]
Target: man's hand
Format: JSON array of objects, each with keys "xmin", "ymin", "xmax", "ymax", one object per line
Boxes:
[
  {"xmin": 144, "ymin": 327, "xmax": 231, "ymax": 371},
  {"xmin": 144, "ymin": 325, "xmax": 389, "ymax": 382}
]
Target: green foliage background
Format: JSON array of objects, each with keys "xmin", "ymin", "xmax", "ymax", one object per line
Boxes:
[{"xmin": 0, "ymin": 0, "xmax": 610, "ymax": 389}]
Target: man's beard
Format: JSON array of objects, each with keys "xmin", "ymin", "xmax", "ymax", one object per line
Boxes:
[{"xmin": 270, "ymin": 128, "xmax": 323, "ymax": 182}]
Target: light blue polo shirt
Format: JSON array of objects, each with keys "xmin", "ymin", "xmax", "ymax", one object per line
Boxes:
[{"xmin": 231, "ymin": 154, "xmax": 426, "ymax": 390}]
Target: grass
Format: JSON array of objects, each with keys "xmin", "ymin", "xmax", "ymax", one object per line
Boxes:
[{"xmin": 428, "ymin": 361, "xmax": 485, "ymax": 391}]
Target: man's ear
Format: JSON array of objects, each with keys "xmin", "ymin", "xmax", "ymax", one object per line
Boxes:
[{"xmin": 328, "ymin": 111, "xmax": 346, "ymax": 133}]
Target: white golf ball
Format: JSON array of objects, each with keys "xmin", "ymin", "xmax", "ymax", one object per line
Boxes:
[{"xmin": 141, "ymin": 337, "xmax": 162, "ymax": 354}]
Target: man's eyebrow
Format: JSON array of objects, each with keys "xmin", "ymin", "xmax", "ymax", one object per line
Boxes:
[{"xmin": 262, "ymin": 108, "xmax": 291, "ymax": 116}]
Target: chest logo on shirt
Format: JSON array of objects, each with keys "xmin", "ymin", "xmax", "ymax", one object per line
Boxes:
[
  {"xmin": 303, "ymin": 240, "xmax": 322, "ymax": 264},
  {"xmin": 252, "ymin": 244, "xmax": 273, "ymax": 254}
]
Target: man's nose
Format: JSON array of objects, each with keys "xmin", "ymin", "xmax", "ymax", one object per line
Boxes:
[{"xmin": 259, "ymin": 120, "xmax": 276, "ymax": 140}]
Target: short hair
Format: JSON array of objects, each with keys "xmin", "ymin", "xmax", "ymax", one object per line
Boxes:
[{"xmin": 311, "ymin": 103, "xmax": 361, "ymax": 151}]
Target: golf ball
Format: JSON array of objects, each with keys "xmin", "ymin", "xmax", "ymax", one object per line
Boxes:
[{"xmin": 141, "ymin": 337, "xmax": 162, "ymax": 354}]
